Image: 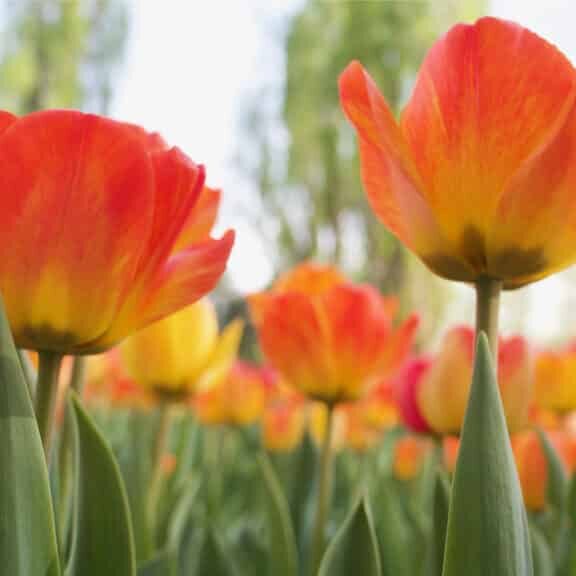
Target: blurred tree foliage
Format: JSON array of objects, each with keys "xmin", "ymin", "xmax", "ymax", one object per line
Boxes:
[
  {"xmin": 241, "ymin": 0, "xmax": 485, "ymax": 330},
  {"xmin": 0, "ymin": 0, "xmax": 128, "ymax": 114}
]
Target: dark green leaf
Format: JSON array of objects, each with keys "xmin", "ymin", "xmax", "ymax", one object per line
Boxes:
[
  {"xmin": 429, "ymin": 470, "xmax": 450, "ymax": 576},
  {"xmin": 195, "ymin": 528, "xmax": 238, "ymax": 576},
  {"xmin": 67, "ymin": 393, "xmax": 136, "ymax": 576},
  {"xmin": 0, "ymin": 298, "xmax": 61, "ymax": 575},
  {"xmin": 258, "ymin": 453, "xmax": 298, "ymax": 576},
  {"xmin": 442, "ymin": 333, "xmax": 533, "ymax": 576},
  {"xmin": 318, "ymin": 496, "xmax": 381, "ymax": 576}
]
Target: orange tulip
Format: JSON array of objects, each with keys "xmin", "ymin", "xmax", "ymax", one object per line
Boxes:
[
  {"xmin": 340, "ymin": 17, "xmax": 576, "ymax": 288},
  {"xmin": 513, "ymin": 430, "xmax": 576, "ymax": 511},
  {"xmin": 0, "ymin": 110, "xmax": 234, "ymax": 353},
  {"xmin": 533, "ymin": 344, "xmax": 576, "ymax": 413},
  {"xmin": 249, "ymin": 262, "xmax": 418, "ymax": 404},
  {"xmin": 194, "ymin": 361, "xmax": 270, "ymax": 426},
  {"xmin": 400, "ymin": 326, "xmax": 533, "ymax": 435},
  {"xmin": 120, "ymin": 298, "xmax": 243, "ymax": 397},
  {"xmin": 393, "ymin": 436, "xmax": 432, "ymax": 481},
  {"xmin": 262, "ymin": 395, "xmax": 305, "ymax": 453},
  {"xmin": 83, "ymin": 350, "xmax": 151, "ymax": 409}
]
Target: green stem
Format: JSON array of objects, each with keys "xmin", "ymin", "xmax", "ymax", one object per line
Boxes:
[
  {"xmin": 147, "ymin": 402, "xmax": 172, "ymax": 547},
  {"xmin": 311, "ymin": 403, "xmax": 335, "ymax": 574},
  {"xmin": 34, "ymin": 351, "xmax": 63, "ymax": 457},
  {"xmin": 69, "ymin": 356, "xmax": 86, "ymax": 394},
  {"xmin": 474, "ymin": 277, "xmax": 502, "ymax": 359}
]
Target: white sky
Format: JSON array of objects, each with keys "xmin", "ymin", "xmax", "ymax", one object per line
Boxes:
[{"xmin": 111, "ymin": 0, "xmax": 576, "ymax": 344}]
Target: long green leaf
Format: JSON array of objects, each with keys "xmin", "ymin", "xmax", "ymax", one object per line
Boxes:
[
  {"xmin": 318, "ymin": 496, "xmax": 381, "ymax": 576},
  {"xmin": 0, "ymin": 298, "xmax": 61, "ymax": 575},
  {"xmin": 66, "ymin": 393, "xmax": 136, "ymax": 576},
  {"xmin": 442, "ymin": 333, "xmax": 533, "ymax": 576},
  {"xmin": 429, "ymin": 470, "xmax": 450, "ymax": 576},
  {"xmin": 258, "ymin": 453, "xmax": 298, "ymax": 576}
]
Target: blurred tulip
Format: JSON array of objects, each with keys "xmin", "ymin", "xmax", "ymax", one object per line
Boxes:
[
  {"xmin": 194, "ymin": 361, "xmax": 270, "ymax": 426},
  {"xmin": 512, "ymin": 430, "xmax": 576, "ymax": 511},
  {"xmin": 120, "ymin": 299, "xmax": 243, "ymax": 397},
  {"xmin": 83, "ymin": 351, "xmax": 151, "ymax": 409},
  {"xmin": 400, "ymin": 326, "xmax": 533, "ymax": 435},
  {"xmin": 262, "ymin": 396, "xmax": 305, "ymax": 453},
  {"xmin": 340, "ymin": 17, "xmax": 576, "ymax": 289},
  {"xmin": 533, "ymin": 344, "xmax": 576, "ymax": 413},
  {"xmin": 443, "ymin": 436, "xmax": 460, "ymax": 474},
  {"xmin": 0, "ymin": 110, "xmax": 233, "ymax": 353},
  {"xmin": 393, "ymin": 435, "xmax": 432, "ymax": 481},
  {"xmin": 308, "ymin": 402, "xmax": 347, "ymax": 452},
  {"xmin": 250, "ymin": 262, "xmax": 418, "ymax": 404}
]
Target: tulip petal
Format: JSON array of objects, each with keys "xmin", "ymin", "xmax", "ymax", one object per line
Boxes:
[
  {"xmin": 489, "ymin": 103, "xmax": 576, "ymax": 287},
  {"xmin": 256, "ymin": 292, "xmax": 333, "ymax": 402},
  {"xmin": 0, "ymin": 111, "xmax": 16, "ymax": 134},
  {"xmin": 174, "ymin": 186, "xmax": 221, "ymax": 249},
  {"xmin": 402, "ymin": 17, "xmax": 576, "ymax": 252},
  {"xmin": 0, "ymin": 110, "xmax": 155, "ymax": 350},
  {"xmin": 322, "ymin": 284, "xmax": 404, "ymax": 399},
  {"xmin": 95, "ymin": 231, "xmax": 234, "ymax": 349},
  {"xmin": 340, "ymin": 62, "xmax": 449, "ymax": 261}
]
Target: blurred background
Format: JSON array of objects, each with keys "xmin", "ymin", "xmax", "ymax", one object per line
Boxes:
[{"xmin": 1, "ymin": 0, "xmax": 574, "ymax": 347}]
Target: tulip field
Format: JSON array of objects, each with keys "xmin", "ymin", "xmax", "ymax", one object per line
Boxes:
[{"xmin": 3, "ymin": 10, "xmax": 576, "ymax": 576}]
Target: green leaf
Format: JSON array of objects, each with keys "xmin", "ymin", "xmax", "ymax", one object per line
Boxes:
[
  {"xmin": 137, "ymin": 549, "xmax": 176, "ymax": 576},
  {"xmin": 0, "ymin": 298, "xmax": 61, "ymax": 575},
  {"xmin": 537, "ymin": 428, "xmax": 568, "ymax": 513},
  {"xmin": 442, "ymin": 333, "xmax": 533, "ymax": 576},
  {"xmin": 530, "ymin": 523, "xmax": 554, "ymax": 576},
  {"xmin": 195, "ymin": 528, "xmax": 238, "ymax": 576},
  {"xmin": 66, "ymin": 393, "xmax": 136, "ymax": 576},
  {"xmin": 257, "ymin": 454, "xmax": 298, "ymax": 576},
  {"xmin": 429, "ymin": 470, "xmax": 450, "ymax": 576},
  {"xmin": 371, "ymin": 480, "xmax": 413, "ymax": 576},
  {"xmin": 318, "ymin": 496, "xmax": 381, "ymax": 576}
]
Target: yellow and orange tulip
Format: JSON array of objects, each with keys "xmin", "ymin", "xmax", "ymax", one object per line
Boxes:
[
  {"xmin": 0, "ymin": 110, "xmax": 234, "ymax": 353},
  {"xmin": 340, "ymin": 17, "xmax": 576, "ymax": 288},
  {"xmin": 250, "ymin": 262, "xmax": 418, "ymax": 404}
]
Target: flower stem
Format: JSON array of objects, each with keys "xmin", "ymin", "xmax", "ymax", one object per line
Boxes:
[
  {"xmin": 147, "ymin": 402, "xmax": 172, "ymax": 546},
  {"xmin": 34, "ymin": 351, "xmax": 63, "ymax": 457},
  {"xmin": 474, "ymin": 277, "xmax": 502, "ymax": 359},
  {"xmin": 311, "ymin": 403, "xmax": 335, "ymax": 574}
]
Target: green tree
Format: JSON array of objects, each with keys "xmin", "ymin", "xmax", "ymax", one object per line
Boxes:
[{"xmin": 0, "ymin": 0, "xmax": 128, "ymax": 114}]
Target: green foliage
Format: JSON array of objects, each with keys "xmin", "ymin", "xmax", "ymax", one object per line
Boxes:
[
  {"xmin": 318, "ymin": 496, "xmax": 381, "ymax": 576},
  {"xmin": 0, "ymin": 0, "xmax": 128, "ymax": 113},
  {"xmin": 442, "ymin": 334, "xmax": 533, "ymax": 576},
  {"xmin": 67, "ymin": 393, "xmax": 136, "ymax": 576},
  {"xmin": 0, "ymin": 298, "xmax": 61, "ymax": 576}
]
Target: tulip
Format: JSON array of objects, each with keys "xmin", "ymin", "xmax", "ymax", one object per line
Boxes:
[
  {"xmin": 83, "ymin": 351, "xmax": 151, "ymax": 410},
  {"xmin": 0, "ymin": 111, "xmax": 234, "ymax": 353},
  {"xmin": 249, "ymin": 262, "xmax": 418, "ymax": 404},
  {"xmin": 393, "ymin": 436, "xmax": 432, "ymax": 482},
  {"xmin": 400, "ymin": 326, "xmax": 533, "ymax": 435},
  {"xmin": 340, "ymin": 17, "xmax": 576, "ymax": 292},
  {"xmin": 120, "ymin": 299, "xmax": 243, "ymax": 398},
  {"xmin": 194, "ymin": 361, "xmax": 270, "ymax": 426},
  {"xmin": 533, "ymin": 344, "xmax": 576, "ymax": 413},
  {"xmin": 262, "ymin": 397, "xmax": 305, "ymax": 453},
  {"xmin": 512, "ymin": 430, "xmax": 576, "ymax": 511}
]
